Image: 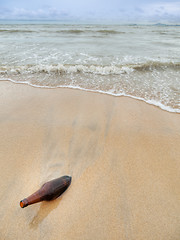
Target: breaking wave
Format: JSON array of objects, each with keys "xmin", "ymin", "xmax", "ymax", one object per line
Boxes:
[
  {"xmin": 0, "ymin": 29, "xmax": 126, "ymax": 35},
  {"xmin": 0, "ymin": 61, "xmax": 179, "ymax": 113},
  {"xmin": 1, "ymin": 61, "xmax": 180, "ymax": 75}
]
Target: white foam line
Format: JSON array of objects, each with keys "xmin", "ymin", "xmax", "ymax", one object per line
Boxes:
[{"xmin": 1, "ymin": 78, "xmax": 179, "ymax": 114}]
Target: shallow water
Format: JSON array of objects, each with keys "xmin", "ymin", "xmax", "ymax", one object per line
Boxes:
[{"xmin": 0, "ymin": 22, "xmax": 180, "ymax": 112}]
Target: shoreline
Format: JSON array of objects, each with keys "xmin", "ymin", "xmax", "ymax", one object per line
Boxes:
[
  {"xmin": 0, "ymin": 80, "xmax": 180, "ymax": 240},
  {"xmin": 1, "ymin": 79, "xmax": 179, "ymax": 114}
]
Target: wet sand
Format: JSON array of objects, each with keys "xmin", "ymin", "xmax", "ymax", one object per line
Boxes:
[{"xmin": 0, "ymin": 81, "xmax": 180, "ymax": 240}]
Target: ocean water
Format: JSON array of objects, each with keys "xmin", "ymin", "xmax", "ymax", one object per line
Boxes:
[{"xmin": 0, "ymin": 21, "xmax": 180, "ymax": 113}]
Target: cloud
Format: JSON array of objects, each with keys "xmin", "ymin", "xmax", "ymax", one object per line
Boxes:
[
  {"xmin": 140, "ymin": 2, "xmax": 180, "ymax": 21},
  {"xmin": 0, "ymin": 1, "xmax": 180, "ymax": 23},
  {"xmin": 0, "ymin": 7, "xmax": 70, "ymax": 20},
  {"xmin": 110, "ymin": 1, "xmax": 180, "ymax": 22}
]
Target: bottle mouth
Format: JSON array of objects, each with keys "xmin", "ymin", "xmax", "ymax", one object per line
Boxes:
[{"xmin": 20, "ymin": 199, "xmax": 28, "ymax": 208}]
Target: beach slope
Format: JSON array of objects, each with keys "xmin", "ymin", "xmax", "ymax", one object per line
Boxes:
[{"xmin": 0, "ymin": 81, "xmax": 180, "ymax": 240}]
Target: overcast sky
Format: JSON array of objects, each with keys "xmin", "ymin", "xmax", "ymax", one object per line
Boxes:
[{"xmin": 0, "ymin": 0, "xmax": 180, "ymax": 23}]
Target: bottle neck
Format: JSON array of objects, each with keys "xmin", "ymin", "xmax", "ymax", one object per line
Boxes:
[{"xmin": 20, "ymin": 189, "xmax": 43, "ymax": 208}]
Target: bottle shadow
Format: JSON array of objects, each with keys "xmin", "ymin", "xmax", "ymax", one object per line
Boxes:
[{"xmin": 29, "ymin": 197, "xmax": 63, "ymax": 229}]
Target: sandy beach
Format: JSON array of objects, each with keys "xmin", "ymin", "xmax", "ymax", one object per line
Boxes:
[{"xmin": 0, "ymin": 80, "xmax": 180, "ymax": 240}]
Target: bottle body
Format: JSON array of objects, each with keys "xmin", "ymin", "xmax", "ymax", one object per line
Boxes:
[{"xmin": 20, "ymin": 175, "xmax": 71, "ymax": 208}]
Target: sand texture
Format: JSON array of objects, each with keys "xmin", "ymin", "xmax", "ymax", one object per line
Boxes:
[{"xmin": 0, "ymin": 81, "xmax": 180, "ymax": 240}]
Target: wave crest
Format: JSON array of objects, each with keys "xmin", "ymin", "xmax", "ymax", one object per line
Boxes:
[{"xmin": 1, "ymin": 62, "xmax": 180, "ymax": 76}]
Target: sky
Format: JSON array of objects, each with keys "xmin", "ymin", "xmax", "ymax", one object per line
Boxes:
[{"xmin": 0, "ymin": 0, "xmax": 180, "ymax": 23}]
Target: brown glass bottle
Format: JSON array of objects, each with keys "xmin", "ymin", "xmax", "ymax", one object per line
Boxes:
[{"xmin": 20, "ymin": 175, "xmax": 71, "ymax": 208}]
